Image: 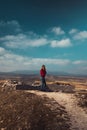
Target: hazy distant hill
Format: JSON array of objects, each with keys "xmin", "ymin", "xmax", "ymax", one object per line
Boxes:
[
  {"xmin": 0, "ymin": 70, "xmax": 70, "ymax": 75},
  {"xmin": 0, "ymin": 70, "xmax": 87, "ymax": 77}
]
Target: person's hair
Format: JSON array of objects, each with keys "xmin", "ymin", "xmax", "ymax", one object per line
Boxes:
[{"xmin": 42, "ymin": 65, "xmax": 46, "ymax": 71}]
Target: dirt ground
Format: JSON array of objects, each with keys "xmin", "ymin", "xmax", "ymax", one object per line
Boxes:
[
  {"xmin": 29, "ymin": 91, "xmax": 87, "ymax": 130},
  {"xmin": 0, "ymin": 75, "xmax": 87, "ymax": 130}
]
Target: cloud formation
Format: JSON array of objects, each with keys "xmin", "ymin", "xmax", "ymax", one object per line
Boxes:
[
  {"xmin": 0, "ymin": 20, "xmax": 21, "ymax": 36},
  {"xmin": 0, "ymin": 46, "xmax": 87, "ymax": 73},
  {"xmin": 0, "ymin": 34, "xmax": 48, "ymax": 48},
  {"xmin": 0, "ymin": 23, "xmax": 74, "ymax": 49},
  {"xmin": 51, "ymin": 39, "xmax": 72, "ymax": 48},
  {"xmin": 74, "ymin": 31, "xmax": 87, "ymax": 40},
  {"xmin": 0, "ymin": 47, "xmax": 6, "ymax": 55},
  {"xmin": 69, "ymin": 29, "xmax": 78, "ymax": 34},
  {"xmin": 0, "ymin": 21, "xmax": 87, "ymax": 73},
  {"xmin": 51, "ymin": 27, "xmax": 65, "ymax": 35},
  {"xmin": 0, "ymin": 46, "xmax": 71, "ymax": 72},
  {"xmin": 73, "ymin": 60, "xmax": 87, "ymax": 65},
  {"xmin": 0, "ymin": 49, "xmax": 70, "ymax": 72},
  {"xmin": 0, "ymin": 21, "xmax": 87, "ymax": 50}
]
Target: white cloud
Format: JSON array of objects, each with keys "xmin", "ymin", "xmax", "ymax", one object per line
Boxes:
[
  {"xmin": 0, "ymin": 48, "xmax": 70, "ymax": 72},
  {"xmin": 69, "ymin": 29, "xmax": 78, "ymax": 34},
  {"xmin": 74, "ymin": 31, "xmax": 87, "ymax": 40},
  {"xmin": 27, "ymin": 38, "xmax": 48, "ymax": 47},
  {"xmin": 73, "ymin": 60, "xmax": 87, "ymax": 65},
  {"xmin": 51, "ymin": 27, "xmax": 65, "ymax": 35},
  {"xmin": 0, "ymin": 51, "xmax": 31, "ymax": 72},
  {"xmin": 0, "ymin": 34, "xmax": 48, "ymax": 48},
  {"xmin": 0, "ymin": 20, "xmax": 20, "ymax": 27},
  {"xmin": 0, "ymin": 48, "xmax": 87, "ymax": 74},
  {"xmin": 51, "ymin": 38, "xmax": 72, "ymax": 48},
  {"xmin": 0, "ymin": 20, "xmax": 21, "ymax": 36},
  {"xmin": 29, "ymin": 58, "xmax": 70, "ymax": 65},
  {"xmin": 0, "ymin": 47, "xmax": 6, "ymax": 55}
]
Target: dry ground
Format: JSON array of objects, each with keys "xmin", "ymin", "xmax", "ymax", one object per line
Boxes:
[
  {"xmin": 29, "ymin": 91, "xmax": 87, "ymax": 130},
  {"xmin": 0, "ymin": 76, "xmax": 87, "ymax": 130},
  {"xmin": 0, "ymin": 90, "xmax": 70, "ymax": 130}
]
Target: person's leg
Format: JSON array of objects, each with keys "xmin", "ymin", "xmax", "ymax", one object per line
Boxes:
[
  {"xmin": 41, "ymin": 77, "xmax": 44, "ymax": 90},
  {"xmin": 42, "ymin": 77, "xmax": 46, "ymax": 90},
  {"xmin": 43, "ymin": 77, "xmax": 46, "ymax": 87},
  {"xmin": 44, "ymin": 78, "xmax": 46, "ymax": 87}
]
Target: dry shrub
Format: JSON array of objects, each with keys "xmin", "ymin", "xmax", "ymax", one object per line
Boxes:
[
  {"xmin": 76, "ymin": 93, "xmax": 87, "ymax": 107},
  {"xmin": 0, "ymin": 91, "xmax": 70, "ymax": 130}
]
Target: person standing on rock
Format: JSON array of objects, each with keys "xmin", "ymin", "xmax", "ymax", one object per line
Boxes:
[{"xmin": 40, "ymin": 65, "xmax": 47, "ymax": 90}]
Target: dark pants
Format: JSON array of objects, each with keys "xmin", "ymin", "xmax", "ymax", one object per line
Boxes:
[{"xmin": 40, "ymin": 77, "xmax": 46, "ymax": 90}]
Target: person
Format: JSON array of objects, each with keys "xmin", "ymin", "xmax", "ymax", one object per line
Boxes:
[{"xmin": 40, "ymin": 65, "xmax": 47, "ymax": 90}]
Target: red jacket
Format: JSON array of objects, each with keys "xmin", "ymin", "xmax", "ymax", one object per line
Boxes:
[{"xmin": 40, "ymin": 69, "xmax": 46, "ymax": 77}]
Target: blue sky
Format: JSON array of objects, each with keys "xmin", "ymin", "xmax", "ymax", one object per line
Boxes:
[{"xmin": 0, "ymin": 0, "xmax": 87, "ymax": 74}]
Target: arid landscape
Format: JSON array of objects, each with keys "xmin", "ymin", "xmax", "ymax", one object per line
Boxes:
[
  {"xmin": 1, "ymin": 0, "xmax": 87, "ymax": 130},
  {"xmin": 0, "ymin": 74, "xmax": 87, "ymax": 130}
]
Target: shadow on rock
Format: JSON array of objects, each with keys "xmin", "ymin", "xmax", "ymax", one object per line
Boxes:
[
  {"xmin": 48, "ymin": 83, "xmax": 75, "ymax": 93},
  {"xmin": 16, "ymin": 84, "xmax": 53, "ymax": 92}
]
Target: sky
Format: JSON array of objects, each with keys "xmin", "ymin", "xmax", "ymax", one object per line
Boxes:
[{"xmin": 0, "ymin": 0, "xmax": 87, "ymax": 74}]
